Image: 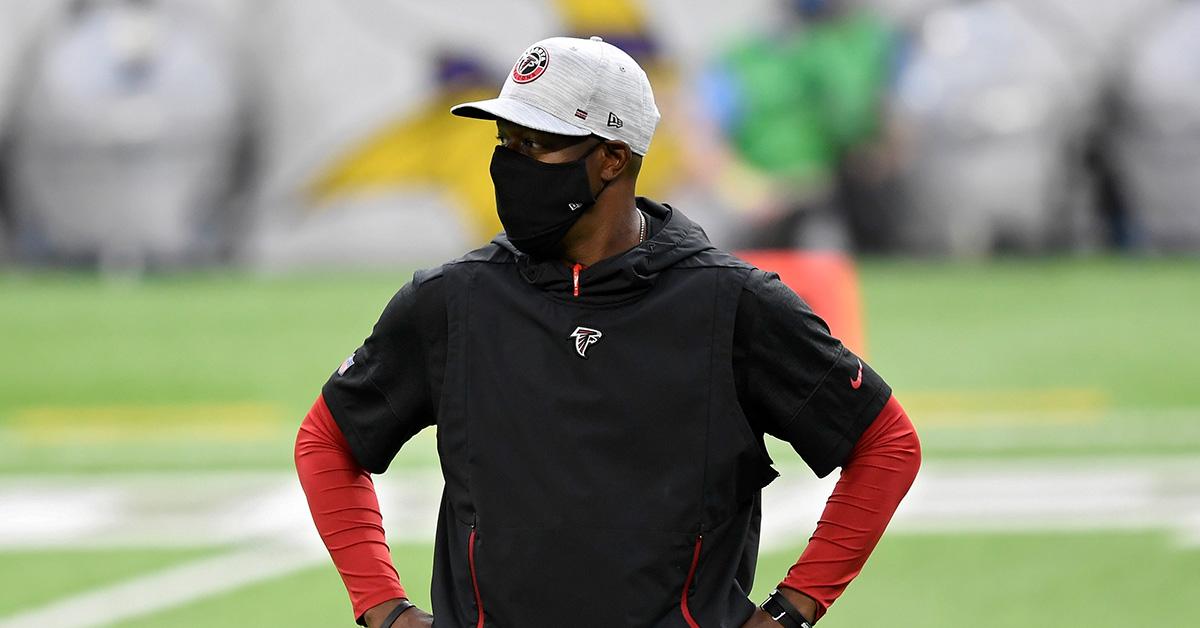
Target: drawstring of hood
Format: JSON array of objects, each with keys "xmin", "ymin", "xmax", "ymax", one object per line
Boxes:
[
  {"xmin": 572, "ymin": 262, "xmax": 585, "ymax": 297},
  {"xmin": 568, "ymin": 209, "xmax": 646, "ymax": 298}
]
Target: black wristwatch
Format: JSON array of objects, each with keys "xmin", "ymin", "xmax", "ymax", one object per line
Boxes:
[
  {"xmin": 760, "ymin": 589, "xmax": 814, "ymax": 628},
  {"xmin": 380, "ymin": 599, "xmax": 415, "ymax": 628}
]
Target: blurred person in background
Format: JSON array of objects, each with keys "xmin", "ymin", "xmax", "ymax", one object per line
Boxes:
[
  {"xmin": 886, "ymin": 0, "xmax": 1085, "ymax": 256},
  {"xmin": 2, "ymin": 0, "xmax": 250, "ymax": 274},
  {"xmin": 688, "ymin": 0, "xmax": 897, "ymax": 355},
  {"xmin": 1002, "ymin": 0, "xmax": 1174, "ymax": 252},
  {"xmin": 1109, "ymin": 0, "xmax": 1200, "ymax": 253},
  {"xmin": 1, "ymin": 0, "xmax": 61, "ymax": 264},
  {"xmin": 698, "ymin": 0, "xmax": 898, "ymax": 252}
]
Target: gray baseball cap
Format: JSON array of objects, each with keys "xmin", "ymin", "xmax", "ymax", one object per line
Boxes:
[{"xmin": 451, "ymin": 36, "xmax": 660, "ymax": 155}]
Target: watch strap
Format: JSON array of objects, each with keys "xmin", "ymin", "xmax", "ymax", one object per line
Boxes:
[
  {"xmin": 760, "ymin": 589, "xmax": 814, "ymax": 628},
  {"xmin": 380, "ymin": 599, "xmax": 415, "ymax": 628}
]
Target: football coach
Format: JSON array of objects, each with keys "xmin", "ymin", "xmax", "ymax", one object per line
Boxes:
[{"xmin": 296, "ymin": 36, "xmax": 920, "ymax": 628}]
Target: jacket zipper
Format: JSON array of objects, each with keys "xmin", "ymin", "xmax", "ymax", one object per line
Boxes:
[
  {"xmin": 680, "ymin": 530, "xmax": 704, "ymax": 628},
  {"xmin": 469, "ymin": 519, "xmax": 485, "ymax": 628},
  {"xmin": 572, "ymin": 262, "xmax": 583, "ymax": 297}
]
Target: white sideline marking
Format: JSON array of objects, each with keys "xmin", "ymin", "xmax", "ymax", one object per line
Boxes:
[{"xmin": 0, "ymin": 458, "xmax": 1197, "ymax": 626}]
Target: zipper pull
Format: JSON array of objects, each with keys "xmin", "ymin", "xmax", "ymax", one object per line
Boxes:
[{"xmin": 572, "ymin": 262, "xmax": 583, "ymax": 297}]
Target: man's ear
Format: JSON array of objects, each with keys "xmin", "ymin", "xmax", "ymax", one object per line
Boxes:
[{"xmin": 599, "ymin": 141, "xmax": 633, "ymax": 182}]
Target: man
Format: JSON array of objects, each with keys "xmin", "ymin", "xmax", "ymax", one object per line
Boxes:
[{"xmin": 296, "ymin": 36, "xmax": 919, "ymax": 628}]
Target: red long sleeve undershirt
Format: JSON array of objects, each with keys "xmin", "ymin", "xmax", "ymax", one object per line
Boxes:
[
  {"xmin": 295, "ymin": 394, "xmax": 919, "ymax": 624},
  {"xmin": 295, "ymin": 395, "xmax": 406, "ymax": 623},
  {"xmin": 780, "ymin": 394, "xmax": 921, "ymax": 620}
]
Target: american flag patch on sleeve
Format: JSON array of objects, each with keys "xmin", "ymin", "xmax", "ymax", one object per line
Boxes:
[{"xmin": 337, "ymin": 354, "xmax": 355, "ymax": 376}]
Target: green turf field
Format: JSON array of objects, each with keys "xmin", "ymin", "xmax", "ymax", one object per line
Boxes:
[{"xmin": 1, "ymin": 257, "xmax": 1198, "ymax": 627}]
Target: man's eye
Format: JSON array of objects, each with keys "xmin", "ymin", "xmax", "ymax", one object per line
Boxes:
[{"xmin": 495, "ymin": 135, "xmax": 538, "ymax": 150}]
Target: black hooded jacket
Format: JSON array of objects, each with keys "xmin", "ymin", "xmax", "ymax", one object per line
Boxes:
[{"xmin": 323, "ymin": 198, "xmax": 890, "ymax": 628}]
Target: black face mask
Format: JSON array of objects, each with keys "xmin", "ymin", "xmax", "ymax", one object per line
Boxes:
[{"xmin": 490, "ymin": 141, "xmax": 609, "ymax": 258}]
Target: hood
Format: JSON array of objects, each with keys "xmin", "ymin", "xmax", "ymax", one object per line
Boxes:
[{"xmin": 492, "ymin": 197, "xmax": 716, "ymax": 304}]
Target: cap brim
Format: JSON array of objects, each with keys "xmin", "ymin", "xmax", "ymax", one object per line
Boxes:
[{"xmin": 450, "ymin": 98, "xmax": 591, "ymax": 137}]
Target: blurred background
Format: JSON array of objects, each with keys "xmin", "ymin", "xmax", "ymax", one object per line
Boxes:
[{"xmin": 0, "ymin": 0, "xmax": 1198, "ymax": 626}]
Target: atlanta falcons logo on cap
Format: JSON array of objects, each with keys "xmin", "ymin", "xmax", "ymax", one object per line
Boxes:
[
  {"xmin": 512, "ymin": 46, "xmax": 549, "ymax": 84},
  {"xmin": 569, "ymin": 326, "xmax": 602, "ymax": 358}
]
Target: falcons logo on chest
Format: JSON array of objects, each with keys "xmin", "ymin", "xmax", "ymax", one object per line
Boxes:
[{"xmin": 569, "ymin": 326, "xmax": 603, "ymax": 359}]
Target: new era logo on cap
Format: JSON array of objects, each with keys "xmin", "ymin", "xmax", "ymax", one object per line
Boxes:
[{"xmin": 607, "ymin": 112, "xmax": 623, "ymax": 128}]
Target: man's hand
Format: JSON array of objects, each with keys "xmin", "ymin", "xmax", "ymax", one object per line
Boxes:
[{"xmin": 362, "ymin": 598, "xmax": 433, "ymax": 628}]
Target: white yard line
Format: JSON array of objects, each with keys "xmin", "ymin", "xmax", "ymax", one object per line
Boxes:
[
  {"xmin": 1, "ymin": 458, "xmax": 1198, "ymax": 626},
  {"xmin": 0, "ymin": 543, "xmax": 326, "ymax": 628},
  {"xmin": 0, "ymin": 471, "xmax": 443, "ymax": 549},
  {"xmin": 0, "ymin": 471, "xmax": 443, "ymax": 628},
  {"xmin": 759, "ymin": 456, "xmax": 1200, "ymax": 550}
]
